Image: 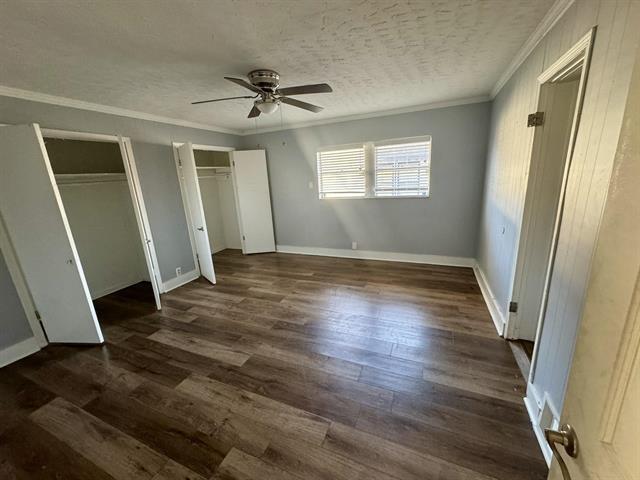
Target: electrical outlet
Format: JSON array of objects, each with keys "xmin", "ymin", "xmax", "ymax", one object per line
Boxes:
[
  {"xmin": 176, "ymin": 267, "xmax": 182, "ymax": 276},
  {"xmin": 351, "ymin": 241, "xmax": 357, "ymax": 250}
]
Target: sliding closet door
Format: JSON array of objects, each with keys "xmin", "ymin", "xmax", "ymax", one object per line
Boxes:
[
  {"xmin": 119, "ymin": 137, "xmax": 162, "ymax": 309},
  {"xmin": 231, "ymin": 150, "xmax": 276, "ymax": 254},
  {"xmin": 0, "ymin": 124, "xmax": 102, "ymax": 343},
  {"xmin": 177, "ymin": 143, "xmax": 216, "ymax": 283}
]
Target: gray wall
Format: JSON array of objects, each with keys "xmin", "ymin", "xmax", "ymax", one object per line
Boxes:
[
  {"xmin": 133, "ymin": 142, "xmax": 196, "ymax": 281},
  {"xmin": 241, "ymin": 102, "xmax": 491, "ymax": 258},
  {"xmin": 0, "ymin": 95, "xmax": 240, "ymax": 285},
  {"xmin": 0, "ymin": 248, "xmax": 33, "ymax": 349}
]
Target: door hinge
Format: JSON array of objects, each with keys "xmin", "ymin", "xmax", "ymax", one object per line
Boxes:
[
  {"xmin": 242, "ymin": 235, "xmax": 245, "ymax": 241},
  {"xmin": 509, "ymin": 301, "xmax": 518, "ymax": 313},
  {"xmin": 527, "ymin": 111, "xmax": 544, "ymax": 127},
  {"xmin": 35, "ymin": 310, "xmax": 41, "ymax": 320},
  {"xmin": 232, "ymin": 160, "xmax": 235, "ymax": 167}
]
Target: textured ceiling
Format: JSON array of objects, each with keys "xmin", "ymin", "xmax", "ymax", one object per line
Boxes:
[{"xmin": 0, "ymin": 0, "xmax": 554, "ymax": 133}]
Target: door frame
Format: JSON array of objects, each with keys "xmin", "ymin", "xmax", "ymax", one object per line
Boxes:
[
  {"xmin": 172, "ymin": 142, "xmax": 236, "ymax": 275},
  {"xmin": 42, "ymin": 128, "xmax": 163, "ymax": 309},
  {"xmin": 505, "ymin": 28, "xmax": 596, "ymax": 341},
  {"xmin": 504, "ymin": 29, "xmax": 596, "ymax": 463}
]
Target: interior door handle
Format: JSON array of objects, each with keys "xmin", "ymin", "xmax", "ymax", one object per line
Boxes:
[
  {"xmin": 544, "ymin": 424, "xmax": 578, "ymax": 480},
  {"xmin": 197, "ymin": 227, "xmax": 204, "ymax": 231}
]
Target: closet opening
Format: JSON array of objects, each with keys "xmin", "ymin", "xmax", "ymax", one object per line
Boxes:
[
  {"xmin": 174, "ymin": 142, "xmax": 275, "ymax": 288},
  {"xmin": 44, "ymin": 133, "xmax": 161, "ymax": 323},
  {"xmin": 193, "ymin": 149, "xmax": 243, "ymax": 255}
]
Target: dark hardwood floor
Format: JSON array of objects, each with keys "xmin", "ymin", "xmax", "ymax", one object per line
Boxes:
[{"xmin": 0, "ymin": 250, "xmax": 547, "ymax": 480}]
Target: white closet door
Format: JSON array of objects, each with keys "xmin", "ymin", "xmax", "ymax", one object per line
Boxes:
[
  {"xmin": 231, "ymin": 150, "xmax": 276, "ymax": 254},
  {"xmin": 119, "ymin": 137, "xmax": 162, "ymax": 309},
  {"xmin": 178, "ymin": 142, "xmax": 216, "ymax": 283},
  {"xmin": 0, "ymin": 124, "xmax": 102, "ymax": 343}
]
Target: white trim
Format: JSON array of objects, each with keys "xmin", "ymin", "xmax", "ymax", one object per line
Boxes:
[
  {"xmin": 537, "ymin": 29, "xmax": 594, "ymax": 84},
  {"xmin": 0, "ymin": 85, "xmax": 237, "ymax": 134},
  {"xmin": 275, "ymin": 245, "xmax": 475, "ymax": 267},
  {"xmin": 472, "ymin": 263, "xmax": 506, "ymax": 336},
  {"xmin": 41, "ymin": 128, "xmax": 120, "ymax": 143},
  {"xmin": 490, "ymin": 0, "xmax": 576, "ymax": 98},
  {"xmin": 0, "ymin": 337, "xmax": 41, "ymax": 368},
  {"xmin": 173, "ymin": 142, "xmax": 236, "ymax": 152},
  {"xmin": 162, "ymin": 268, "xmax": 199, "ymax": 293},
  {"xmin": 240, "ymin": 96, "xmax": 490, "ymax": 135}
]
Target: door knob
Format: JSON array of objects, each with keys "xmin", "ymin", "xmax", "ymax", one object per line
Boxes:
[
  {"xmin": 544, "ymin": 424, "xmax": 578, "ymax": 480},
  {"xmin": 197, "ymin": 227, "xmax": 204, "ymax": 231}
]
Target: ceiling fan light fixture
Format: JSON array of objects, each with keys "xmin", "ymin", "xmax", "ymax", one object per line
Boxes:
[{"xmin": 255, "ymin": 98, "xmax": 280, "ymax": 114}]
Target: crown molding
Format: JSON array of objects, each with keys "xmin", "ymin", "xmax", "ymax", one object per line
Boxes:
[
  {"xmin": 0, "ymin": 85, "xmax": 240, "ymax": 135},
  {"xmin": 491, "ymin": 0, "xmax": 575, "ymax": 98},
  {"xmin": 239, "ymin": 95, "xmax": 491, "ymax": 136}
]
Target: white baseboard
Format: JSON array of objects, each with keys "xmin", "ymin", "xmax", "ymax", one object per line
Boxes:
[
  {"xmin": 473, "ymin": 263, "xmax": 506, "ymax": 336},
  {"xmin": 0, "ymin": 336, "xmax": 41, "ymax": 368},
  {"xmin": 275, "ymin": 245, "xmax": 475, "ymax": 267},
  {"xmin": 162, "ymin": 269, "xmax": 199, "ymax": 293}
]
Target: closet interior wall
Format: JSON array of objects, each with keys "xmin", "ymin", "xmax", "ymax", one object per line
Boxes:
[
  {"xmin": 45, "ymin": 138, "xmax": 149, "ymax": 299},
  {"xmin": 194, "ymin": 149, "xmax": 242, "ymax": 253}
]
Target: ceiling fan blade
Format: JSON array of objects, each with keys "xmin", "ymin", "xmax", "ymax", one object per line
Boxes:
[
  {"xmin": 248, "ymin": 105, "xmax": 261, "ymax": 118},
  {"xmin": 225, "ymin": 76, "xmax": 263, "ymax": 94},
  {"xmin": 191, "ymin": 95, "xmax": 254, "ymax": 105},
  {"xmin": 277, "ymin": 83, "xmax": 333, "ymax": 96},
  {"xmin": 280, "ymin": 96, "xmax": 323, "ymax": 113}
]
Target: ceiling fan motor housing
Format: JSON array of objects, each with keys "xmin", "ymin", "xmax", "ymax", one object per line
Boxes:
[{"xmin": 248, "ymin": 69, "xmax": 280, "ymax": 92}]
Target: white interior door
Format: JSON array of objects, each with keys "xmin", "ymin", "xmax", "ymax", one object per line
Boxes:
[
  {"xmin": 177, "ymin": 142, "xmax": 216, "ymax": 283},
  {"xmin": 0, "ymin": 124, "xmax": 102, "ymax": 343},
  {"xmin": 548, "ymin": 58, "xmax": 640, "ymax": 480},
  {"xmin": 231, "ymin": 150, "xmax": 276, "ymax": 254},
  {"xmin": 119, "ymin": 137, "xmax": 162, "ymax": 309}
]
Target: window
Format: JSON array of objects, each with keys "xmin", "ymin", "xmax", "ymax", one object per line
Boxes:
[
  {"xmin": 316, "ymin": 136, "xmax": 431, "ymax": 199},
  {"xmin": 316, "ymin": 145, "xmax": 366, "ymax": 199},
  {"xmin": 374, "ymin": 140, "xmax": 430, "ymax": 197}
]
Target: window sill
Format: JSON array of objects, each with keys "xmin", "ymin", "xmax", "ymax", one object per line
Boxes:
[{"xmin": 319, "ymin": 195, "xmax": 430, "ymax": 200}]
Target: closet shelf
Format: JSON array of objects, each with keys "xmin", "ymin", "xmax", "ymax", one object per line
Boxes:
[{"xmin": 55, "ymin": 173, "xmax": 127, "ymax": 185}]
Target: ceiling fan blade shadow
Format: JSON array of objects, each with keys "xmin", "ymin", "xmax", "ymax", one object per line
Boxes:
[
  {"xmin": 277, "ymin": 83, "xmax": 333, "ymax": 96},
  {"xmin": 225, "ymin": 77, "xmax": 263, "ymax": 94},
  {"xmin": 248, "ymin": 105, "xmax": 261, "ymax": 118},
  {"xmin": 192, "ymin": 95, "xmax": 254, "ymax": 105},
  {"xmin": 280, "ymin": 97, "xmax": 323, "ymax": 113}
]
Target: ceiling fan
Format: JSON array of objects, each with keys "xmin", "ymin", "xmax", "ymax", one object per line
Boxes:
[{"xmin": 192, "ymin": 69, "xmax": 332, "ymax": 118}]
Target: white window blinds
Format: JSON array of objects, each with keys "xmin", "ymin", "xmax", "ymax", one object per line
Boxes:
[
  {"xmin": 316, "ymin": 136, "xmax": 431, "ymax": 199},
  {"xmin": 374, "ymin": 140, "xmax": 430, "ymax": 197},
  {"xmin": 316, "ymin": 146, "xmax": 366, "ymax": 198}
]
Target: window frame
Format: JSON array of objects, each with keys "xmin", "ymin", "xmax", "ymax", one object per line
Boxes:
[{"xmin": 316, "ymin": 136, "xmax": 431, "ymax": 200}]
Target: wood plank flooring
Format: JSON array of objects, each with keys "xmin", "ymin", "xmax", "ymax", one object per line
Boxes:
[{"xmin": 0, "ymin": 250, "xmax": 547, "ymax": 480}]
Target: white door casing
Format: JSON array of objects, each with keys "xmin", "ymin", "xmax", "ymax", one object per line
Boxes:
[
  {"xmin": 0, "ymin": 124, "xmax": 103, "ymax": 343},
  {"xmin": 230, "ymin": 150, "xmax": 276, "ymax": 254},
  {"xmin": 177, "ymin": 142, "xmax": 216, "ymax": 283}
]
